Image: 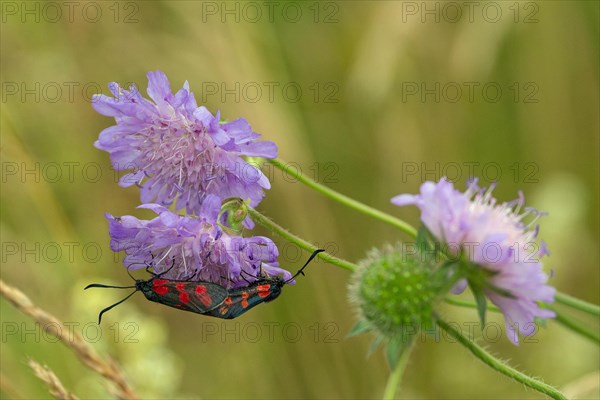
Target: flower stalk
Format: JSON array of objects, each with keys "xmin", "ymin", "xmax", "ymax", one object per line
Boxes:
[
  {"xmin": 446, "ymin": 298, "xmax": 599, "ymax": 344},
  {"xmin": 266, "ymin": 158, "xmax": 417, "ymax": 238},
  {"xmin": 266, "ymin": 161, "xmax": 598, "ymax": 334},
  {"xmin": 382, "ymin": 342, "xmax": 414, "ymax": 400},
  {"xmin": 247, "ymin": 205, "xmax": 358, "ymax": 272},
  {"xmin": 555, "ymin": 292, "xmax": 600, "ymax": 317},
  {"xmin": 550, "ymin": 307, "xmax": 600, "ymax": 344},
  {"xmin": 436, "ymin": 317, "xmax": 566, "ymax": 400}
]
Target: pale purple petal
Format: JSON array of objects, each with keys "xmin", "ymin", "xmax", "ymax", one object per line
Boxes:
[
  {"xmin": 93, "ymin": 70, "xmax": 278, "ymax": 214},
  {"xmin": 146, "ymin": 70, "xmax": 173, "ymax": 107},
  {"xmin": 105, "ymin": 207, "xmax": 286, "ymax": 288},
  {"xmin": 241, "ymin": 141, "xmax": 278, "ymax": 158},
  {"xmin": 392, "ymin": 178, "xmax": 555, "ymax": 345},
  {"xmin": 390, "ymin": 194, "xmax": 419, "ymax": 206}
]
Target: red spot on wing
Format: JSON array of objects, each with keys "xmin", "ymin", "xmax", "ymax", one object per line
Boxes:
[
  {"xmin": 179, "ymin": 292, "xmax": 190, "ymax": 304},
  {"xmin": 256, "ymin": 284, "xmax": 271, "ymax": 298},
  {"xmin": 200, "ymin": 297, "xmax": 212, "ymax": 307},
  {"xmin": 201, "ymin": 294, "xmax": 213, "ymax": 307},
  {"xmin": 224, "ymin": 297, "xmax": 233, "ymax": 305},
  {"xmin": 195, "ymin": 285, "xmax": 207, "ymax": 295},
  {"xmin": 176, "ymin": 282, "xmax": 185, "ymax": 291},
  {"xmin": 154, "ymin": 286, "xmax": 169, "ymax": 295},
  {"xmin": 241, "ymin": 292, "xmax": 249, "ymax": 308},
  {"xmin": 152, "ymin": 279, "xmax": 170, "ymax": 295},
  {"xmin": 192, "ymin": 284, "xmax": 212, "ymax": 307}
]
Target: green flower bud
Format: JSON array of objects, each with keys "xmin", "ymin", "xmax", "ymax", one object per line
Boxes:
[
  {"xmin": 217, "ymin": 197, "xmax": 249, "ymax": 233},
  {"xmin": 350, "ymin": 245, "xmax": 444, "ymax": 339}
]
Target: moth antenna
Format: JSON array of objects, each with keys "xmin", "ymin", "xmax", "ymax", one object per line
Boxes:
[
  {"xmin": 127, "ymin": 253, "xmax": 156, "ymax": 277},
  {"xmin": 239, "ymin": 269, "xmax": 259, "ymax": 284},
  {"xmin": 84, "ymin": 283, "xmax": 136, "ymax": 290},
  {"xmin": 257, "ymin": 261, "xmax": 265, "ymax": 278},
  {"xmin": 286, "ymin": 249, "xmax": 325, "ymax": 283},
  {"xmin": 97, "ymin": 289, "xmax": 138, "ymax": 324},
  {"xmin": 125, "ymin": 266, "xmax": 135, "ymax": 281},
  {"xmin": 125, "ymin": 261, "xmax": 150, "ymax": 269}
]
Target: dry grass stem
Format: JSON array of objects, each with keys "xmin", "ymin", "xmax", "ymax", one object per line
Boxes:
[
  {"xmin": 28, "ymin": 359, "xmax": 79, "ymax": 400},
  {"xmin": 0, "ymin": 279, "xmax": 139, "ymax": 400}
]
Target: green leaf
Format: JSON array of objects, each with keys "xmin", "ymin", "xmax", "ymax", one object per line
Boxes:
[
  {"xmin": 386, "ymin": 334, "xmax": 416, "ymax": 369},
  {"xmin": 534, "ymin": 316, "xmax": 548, "ymax": 328},
  {"xmin": 433, "ymin": 260, "xmax": 460, "ymax": 291},
  {"xmin": 368, "ymin": 334, "xmax": 384, "ymax": 356},
  {"xmin": 347, "ymin": 320, "xmax": 372, "ymax": 338},
  {"xmin": 386, "ymin": 336, "xmax": 404, "ymax": 369},
  {"xmin": 468, "ymin": 280, "xmax": 488, "ymax": 328},
  {"xmin": 421, "ymin": 315, "xmax": 436, "ymax": 333},
  {"xmin": 415, "ymin": 225, "xmax": 431, "ymax": 253},
  {"xmin": 485, "ymin": 281, "xmax": 516, "ymax": 299}
]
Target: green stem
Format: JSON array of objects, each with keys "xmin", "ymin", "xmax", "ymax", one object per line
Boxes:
[
  {"xmin": 550, "ymin": 306, "xmax": 600, "ymax": 344},
  {"xmin": 444, "ymin": 297, "xmax": 500, "ymax": 312},
  {"xmin": 247, "ymin": 206, "xmax": 358, "ymax": 272},
  {"xmin": 555, "ymin": 292, "xmax": 600, "ymax": 317},
  {"xmin": 446, "ymin": 299, "xmax": 599, "ymax": 344},
  {"xmin": 382, "ymin": 343, "xmax": 414, "ymax": 400},
  {"xmin": 267, "ymin": 158, "xmax": 417, "ymax": 238},
  {"xmin": 267, "ymin": 158, "xmax": 598, "ymax": 344},
  {"xmin": 436, "ymin": 318, "xmax": 566, "ymax": 400}
]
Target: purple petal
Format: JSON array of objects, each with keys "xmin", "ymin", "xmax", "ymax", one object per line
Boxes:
[
  {"xmin": 146, "ymin": 70, "xmax": 172, "ymax": 107},
  {"xmin": 391, "ymin": 194, "xmax": 419, "ymax": 206},
  {"xmin": 137, "ymin": 203, "xmax": 169, "ymax": 214},
  {"xmin": 241, "ymin": 141, "xmax": 278, "ymax": 158}
]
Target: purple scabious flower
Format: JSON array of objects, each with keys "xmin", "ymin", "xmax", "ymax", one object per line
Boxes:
[
  {"xmin": 392, "ymin": 178, "xmax": 555, "ymax": 344},
  {"xmin": 93, "ymin": 71, "xmax": 277, "ymax": 215},
  {"xmin": 106, "ymin": 195, "xmax": 289, "ymax": 288}
]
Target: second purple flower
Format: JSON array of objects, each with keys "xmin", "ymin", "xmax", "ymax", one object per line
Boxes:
[
  {"xmin": 107, "ymin": 194, "xmax": 290, "ymax": 288},
  {"xmin": 392, "ymin": 178, "xmax": 555, "ymax": 344}
]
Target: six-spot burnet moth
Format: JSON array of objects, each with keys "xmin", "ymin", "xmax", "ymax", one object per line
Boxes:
[
  {"xmin": 85, "ymin": 249, "xmax": 324, "ymax": 323},
  {"xmin": 206, "ymin": 249, "xmax": 325, "ymax": 319},
  {"xmin": 84, "ymin": 263, "xmax": 229, "ymax": 324}
]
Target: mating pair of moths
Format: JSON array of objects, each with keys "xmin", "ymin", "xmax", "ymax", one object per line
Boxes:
[{"xmin": 86, "ymin": 250, "xmax": 325, "ymax": 323}]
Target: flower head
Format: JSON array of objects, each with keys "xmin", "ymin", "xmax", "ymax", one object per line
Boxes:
[
  {"xmin": 350, "ymin": 245, "xmax": 444, "ymax": 337},
  {"xmin": 348, "ymin": 244, "xmax": 448, "ymax": 366},
  {"xmin": 392, "ymin": 178, "xmax": 555, "ymax": 344},
  {"xmin": 93, "ymin": 71, "xmax": 277, "ymax": 215},
  {"xmin": 106, "ymin": 194, "xmax": 289, "ymax": 288}
]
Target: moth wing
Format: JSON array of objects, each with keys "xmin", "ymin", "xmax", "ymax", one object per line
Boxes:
[
  {"xmin": 209, "ymin": 283, "xmax": 276, "ymax": 319},
  {"xmin": 166, "ymin": 281, "xmax": 228, "ymax": 313},
  {"xmin": 212, "ymin": 292, "xmax": 249, "ymax": 319}
]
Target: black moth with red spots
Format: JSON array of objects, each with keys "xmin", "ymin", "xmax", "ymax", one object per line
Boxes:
[
  {"xmin": 85, "ymin": 249, "xmax": 324, "ymax": 323},
  {"xmin": 85, "ymin": 271, "xmax": 228, "ymax": 324},
  {"xmin": 205, "ymin": 249, "xmax": 325, "ymax": 319},
  {"xmin": 139, "ymin": 278, "xmax": 229, "ymax": 314}
]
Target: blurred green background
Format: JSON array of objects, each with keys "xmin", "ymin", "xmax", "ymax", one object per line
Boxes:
[{"xmin": 1, "ymin": 1, "xmax": 598, "ymax": 399}]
